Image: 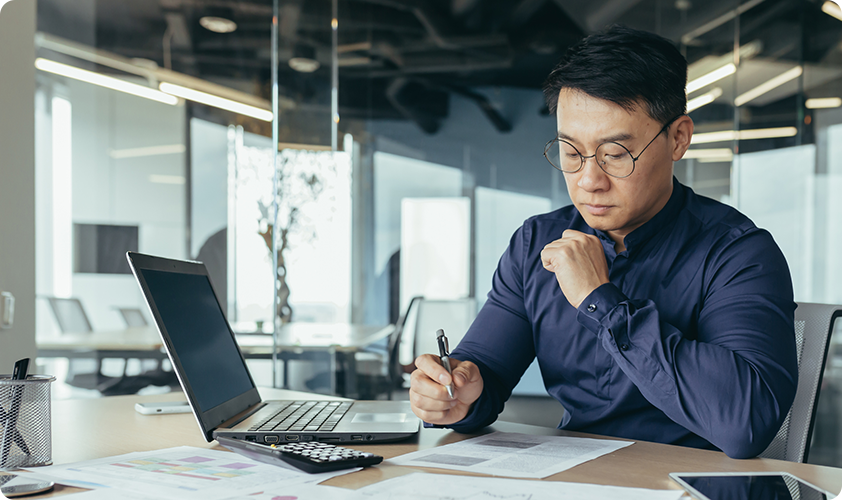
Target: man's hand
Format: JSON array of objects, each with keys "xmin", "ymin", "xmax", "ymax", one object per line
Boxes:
[
  {"xmin": 409, "ymin": 354, "xmax": 483, "ymax": 426},
  {"xmin": 541, "ymin": 230, "xmax": 609, "ymax": 308}
]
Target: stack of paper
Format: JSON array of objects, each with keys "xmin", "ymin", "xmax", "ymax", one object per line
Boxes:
[
  {"xmin": 387, "ymin": 431, "xmax": 633, "ymax": 479},
  {"xmin": 21, "ymin": 446, "xmax": 360, "ymax": 500}
]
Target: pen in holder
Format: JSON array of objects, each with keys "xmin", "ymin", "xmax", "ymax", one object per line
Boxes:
[{"xmin": 0, "ymin": 375, "xmax": 54, "ymax": 469}]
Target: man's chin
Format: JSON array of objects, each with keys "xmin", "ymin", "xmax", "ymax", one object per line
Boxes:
[{"xmin": 577, "ymin": 210, "xmax": 616, "ymax": 232}]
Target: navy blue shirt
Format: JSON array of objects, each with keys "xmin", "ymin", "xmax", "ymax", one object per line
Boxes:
[{"xmin": 449, "ymin": 178, "xmax": 797, "ymax": 459}]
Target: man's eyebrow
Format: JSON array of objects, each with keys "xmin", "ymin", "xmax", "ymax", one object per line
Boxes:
[{"xmin": 557, "ymin": 131, "xmax": 635, "ymax": 144}]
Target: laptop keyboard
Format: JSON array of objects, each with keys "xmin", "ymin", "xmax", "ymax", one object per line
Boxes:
[{"xmin": 249, "ymin": 401, "xmax": 354, "ymax": 433}]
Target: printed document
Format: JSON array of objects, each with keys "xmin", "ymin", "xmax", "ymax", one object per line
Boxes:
[
  {"xmin": 64, "ymin": 482, "xmax": 367, "ymax": 500},
  {"xmin": 357, "ymin": 472, "xmax": 685, "ymax": 500},
  {"xmin": 387, "ymin": 431, "xmax": 632, "ymax": 478},
  {"xmin": 20, "ymin": 446, "xmax": 357, "ymax": 499}
]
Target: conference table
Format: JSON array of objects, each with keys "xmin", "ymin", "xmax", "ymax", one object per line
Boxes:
[
  {"xmin": 17, "ymin": 388, "xmax": 842, "ymax": 498},
  {"xmin": 36, "ymin": 323, "xmax": 395, "ymax": 397}
]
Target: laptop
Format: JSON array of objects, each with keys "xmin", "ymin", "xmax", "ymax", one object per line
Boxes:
[{"xmin": 126, "ymin": 251, "xmax": 419, "ymax": 444}]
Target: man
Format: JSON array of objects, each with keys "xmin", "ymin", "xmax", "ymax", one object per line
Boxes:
[{"xmin": 409, "ymin": 25, "xmax": 798, "ymax": 459}]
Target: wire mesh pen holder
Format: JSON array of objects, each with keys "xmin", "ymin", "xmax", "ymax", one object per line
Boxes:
[{"xmin": 0, "ymin": 375, "xmax": 54, "ymax": 470}]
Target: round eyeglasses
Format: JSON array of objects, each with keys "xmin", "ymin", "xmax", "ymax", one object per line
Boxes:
[{"xmin": 543, "ymin": 115, "xmax": 683, "ymax": 179}]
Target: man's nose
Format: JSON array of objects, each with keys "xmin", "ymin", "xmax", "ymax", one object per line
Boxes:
[{"xmin": 577, "ymin": 155, "xmax": 610, "ymax": 191}]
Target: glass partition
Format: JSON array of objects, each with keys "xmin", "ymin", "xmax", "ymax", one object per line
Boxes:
[{"xmin": 26, "ymin": 0, "xmax": 842, "ymax": 457}]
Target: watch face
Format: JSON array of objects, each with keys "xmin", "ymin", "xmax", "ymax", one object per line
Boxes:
[{"xmin": 0, "ymin": 475, "xmax": 55, "ymax": 498}]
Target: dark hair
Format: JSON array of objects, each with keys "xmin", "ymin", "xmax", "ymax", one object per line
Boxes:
[{"xmin": 542, "ymin": 25, "xmax": 687, "ymax": 125}]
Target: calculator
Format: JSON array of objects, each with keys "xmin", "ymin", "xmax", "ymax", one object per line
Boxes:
[{"xmin": 217, "ymin": 436, "xmax": 383, "ymax": 473}]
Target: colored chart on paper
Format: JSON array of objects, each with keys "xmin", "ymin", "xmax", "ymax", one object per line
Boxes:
[
  {"xmin": 21, "ymin": 446, "xmax": 350, "ymax": 500},
  {"xmin": 114, "ymin": 455, "xmax": 258, "ymax": 481}
]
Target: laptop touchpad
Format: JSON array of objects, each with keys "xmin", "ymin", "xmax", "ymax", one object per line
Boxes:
[{"xmin": 351, "ymin": 413, "xmax": 407, "ymax": 423}]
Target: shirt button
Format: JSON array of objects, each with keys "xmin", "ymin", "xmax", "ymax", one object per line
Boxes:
[
  {"xmin": 620, "ymin": 344, "xmax": 629, "ymax": 351},
  {"xmin": 587, "ymin": 304, "xmax": 597, "ymax": 313}
]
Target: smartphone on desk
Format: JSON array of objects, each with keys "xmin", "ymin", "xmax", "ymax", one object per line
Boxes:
[{"xmin": 134, "ymin": 401, "xmax": 192, "ymax": 415}]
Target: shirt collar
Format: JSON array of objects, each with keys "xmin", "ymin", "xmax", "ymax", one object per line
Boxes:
[{"xmin": 593, "ymin": 177, "xmax": 686, "ymax": 255}]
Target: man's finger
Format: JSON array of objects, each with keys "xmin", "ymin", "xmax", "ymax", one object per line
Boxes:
[
  {"xmin": 414, "ymin": 353, "xmax": 453, "ymax": 386},
  {"xmin": 410, "ymin": 390, "xmax": 458, "ymax": 411},
  {"xmin": 410, "ymin": 367, "xmax": 453, "ymax": 400},
  {"xmin": 451, "ymin": 361, "xmax": 479, "ymax": 387}
]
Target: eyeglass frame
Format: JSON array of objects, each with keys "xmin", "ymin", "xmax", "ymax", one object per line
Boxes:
[{"xmin": 543, "ymin": 114, "xmax": 684, "ymax": 179}]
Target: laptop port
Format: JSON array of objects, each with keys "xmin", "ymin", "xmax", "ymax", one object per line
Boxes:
[
  {"xmin": 245, "ymin": 435, "xmax": 257, "ymax": 442},
  {"xmin": 351, "ymin": 435, "xmax": 363, "ymax": 441},
  {"xmin": 318, "ymin": 437, "xmax": 341, "ymax": 442},
  {"xmin": 301, "ymin": 435, "xmax": 313, "ymax": 441},
  {"xmin": 285, "ymin": 435, "xmax": 300, "ymax": 441},
  {"xmin": 366, "ymin": 435, "xmax": 374, "ymax": 441},
  {"xmin": 264, "ymin": 435, "xmax": 279, "ymax": 444}
]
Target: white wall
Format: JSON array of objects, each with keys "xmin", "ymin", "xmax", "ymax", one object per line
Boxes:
[
  {"xmin": 0, "ymin": 0, "xmax": 37, "ymax": 368},
  {"xmin": 35, "ymin": 76, "xmax": 187, "ymax": 333}
]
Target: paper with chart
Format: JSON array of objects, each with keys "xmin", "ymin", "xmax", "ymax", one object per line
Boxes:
[
  {"xmin": 357, "ymin": 472, "xmax": 685, "ymax": 500},
  {"xmin": 20, "ymin": 446, "xmax": 358, "ymax": 499},
  {"xmin": 220, "ymin": 484, "xmax": 367, "ymax": 500},
  {"xmin": 65, "ymin": 482, "xmax": 367, "ymax": 500},
  {"xmin": 387, "ymin": 432, "xmax": 633, "ymax": 478}
]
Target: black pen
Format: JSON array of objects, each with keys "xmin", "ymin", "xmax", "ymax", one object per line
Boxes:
[
  {"xmin": 436, "ymin": 329, "xmax": 455, "ymax": 399},
  {"xmin": 1, "ymin": 358, "xmax": 31, "ymax": 462}
]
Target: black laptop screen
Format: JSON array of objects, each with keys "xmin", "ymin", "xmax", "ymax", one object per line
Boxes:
[{"xmin": 139, "ymin": 268, "xmax": 254, "ymax": 411}]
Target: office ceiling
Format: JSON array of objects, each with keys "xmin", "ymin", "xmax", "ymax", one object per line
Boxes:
[{"xmin": 36, "ymin": 0, "xmax": 842, "ymax": 137}]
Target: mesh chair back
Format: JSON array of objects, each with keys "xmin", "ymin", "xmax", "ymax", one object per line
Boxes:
[
  {"xmin": 117, "ymin": 307, "xmax": 148, "ymax": 327},
  {"xmin": 47, "ymin": 297, "xmax": 93, "ymax": 333},
  {"xmin": 759, "ymin": 302, "xmax": 841, "ymax": 462},
  {"xmin": 410, "ymin": 298, "xmax": 477, "ymax": 365},
  {"xmin": 387, "ymin": 296, "xmax": 424, "ymax": 385}
]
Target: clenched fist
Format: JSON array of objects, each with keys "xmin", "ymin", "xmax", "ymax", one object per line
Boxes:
[{"xmin": 541, "ymin": 229, "xmax": 610, "ymax": 308}]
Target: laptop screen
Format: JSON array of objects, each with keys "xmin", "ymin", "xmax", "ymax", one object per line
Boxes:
[{"xmin": 139, "ymin": 268, "xmax": 254, "ymax": 411}]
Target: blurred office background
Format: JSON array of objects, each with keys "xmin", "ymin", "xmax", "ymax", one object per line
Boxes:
[{"xmin": 2, "ymin": 0, "xmax": 842, "ymax": 466}]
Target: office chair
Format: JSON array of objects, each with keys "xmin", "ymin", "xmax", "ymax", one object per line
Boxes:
[
  {"xmin": 758, "ymin": 302, "xmax": 842, "ymax": 462},
  {"xmin": 410, "ymin": 298, "xmax": 477, "ymax": 368},
  {"xmin": 117, "ymin": 307, "xmax": 148, "ymax": 327},
  {"xmin": 46, "ymin": 296, "xmax": 111, "ymax": 390},
  {"xmin": 47, "ymin": 297, "xmax": 93, "ymax": 332},
  {"xmin": 354, "ymin": 296, "xmax": 425, "ymax": 400},
  {"xmin": 102, "ymin": 306, "xmax": 179, "ymax": 395}
]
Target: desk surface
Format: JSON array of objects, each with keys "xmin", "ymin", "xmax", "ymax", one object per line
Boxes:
[
  {"xmin": 35, "ymin": 390, "xmax": 842, "ymax": 497},
  {"xmin": 36, "ymin": 327, "xmax": 163, "ymax": 352},
  {"xmin": 36, "ymin": 323, "xmax": 393, "ymax": 355}
]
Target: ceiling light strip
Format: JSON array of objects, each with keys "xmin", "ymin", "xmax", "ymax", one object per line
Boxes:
[
  {"xmin": 682, "ymin": 148, "xmax": 734, "ymax": 161},
  {"xmin": 822, "ymin": 1, "xmax": 842, "ymax": 21},
  {"xmin": 691, "ymin": 127, "xmax": 798, "ymax": 144},
  {"xmin": 687, "ymin": 65, "xmax": 736, "ymax": 95},
  {"xmin": 35, "ymin": 58, "xmax": 178, "ymax": 106},
  {"xmin": 159, "ymin": 82, "xmax": 273, "ymax": 122},
  {"xmin": 734, "ymin": 66, "xmax": 803, "ymax": 107},
  {"xmin": 109, "ymin": 144, "xmax": 186, "ymax": 159},
  {"xmin": 805, "ymin": 97, "xmax": 842, "ymax": 109},
  {"xmin": 687, "ymin": 88, "xmax": 724, "ymax": 113}
]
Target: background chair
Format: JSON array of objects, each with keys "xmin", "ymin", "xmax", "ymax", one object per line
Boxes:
[
  {"xmin": 354, "ymin": 296, "xmax": 425, "ymax": 400},
  {"xmin": 759, "ymin": 302, "xmax": 842, "ymax": 462},
  {"xmin": 407, "ymin": 298, "xmax": 477, "ymax": 369},
  {"xmin": 117, "ymin": 307, "xmax": 148, "ymax": 327},
  {"xmin": 47, "ymin": 297, "xmax": 92, "ymax": 333},
  {"xmin": 46, "ymin": 296, "xmax": 111, "ymax": 390}
]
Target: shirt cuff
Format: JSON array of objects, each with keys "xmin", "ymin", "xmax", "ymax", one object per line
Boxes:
[{"xmin": 576, "ymin": 282, "xmax": 628, "ymax": 334}]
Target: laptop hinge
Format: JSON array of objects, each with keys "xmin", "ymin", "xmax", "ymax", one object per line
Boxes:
[{"xmin": 223, "ymin": 402, "xmax": 267, "ymax": 429}]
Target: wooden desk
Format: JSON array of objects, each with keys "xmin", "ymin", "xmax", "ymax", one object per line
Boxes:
[
  {"xmin": 36, "ymin": 327, "xmax": 166, "ymax": 361},
  {"xmin": 36, "ymin": 324, "xmax": 394, "ymax": 397},
  {"xmin": 237, "ymin": 323, "xmax": 394, "ymax": 397},
  {"xmin": 29, "ymin": 390, "xmax": 842, "ymax": 497}
]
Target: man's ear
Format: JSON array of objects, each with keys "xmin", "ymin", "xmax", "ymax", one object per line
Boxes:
[{"xmin": 671, "ymin": 115, "xmax": 695, "ymax": 162}]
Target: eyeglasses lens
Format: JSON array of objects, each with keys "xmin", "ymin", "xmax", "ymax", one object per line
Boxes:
[{"xmin": 546, "ymin": 140, "xmax": 633, "ymax": 178}]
